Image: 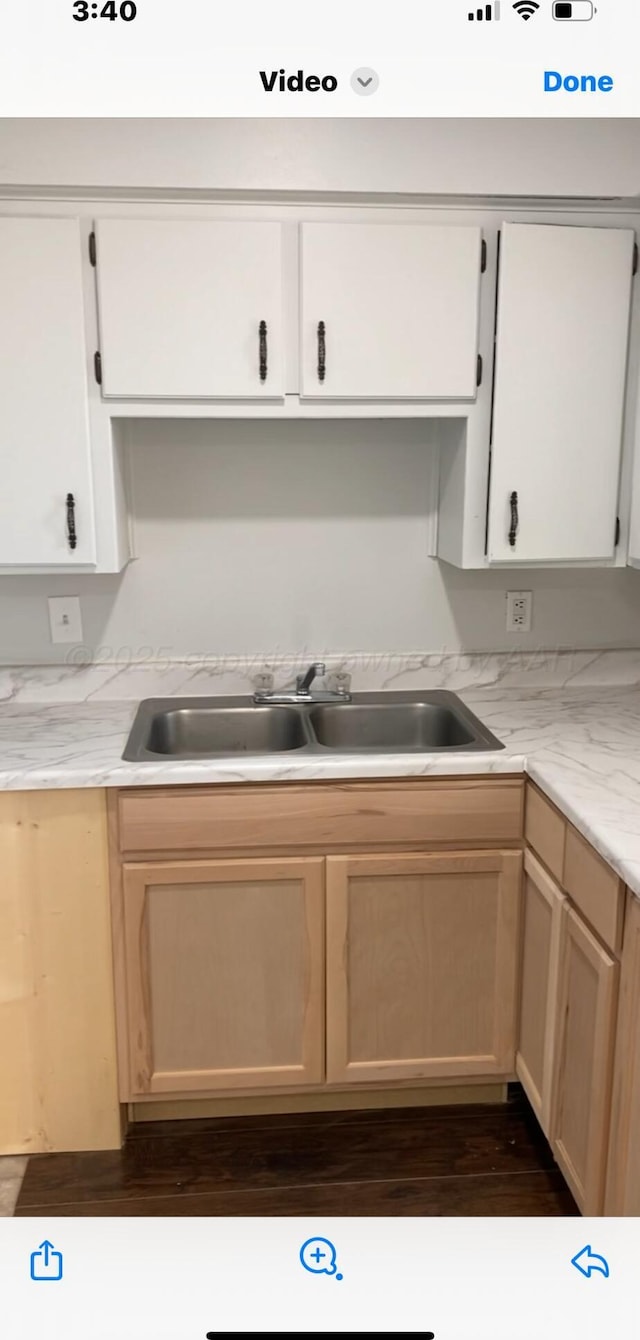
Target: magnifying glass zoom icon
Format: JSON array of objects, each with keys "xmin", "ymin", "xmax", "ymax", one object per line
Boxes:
[{"xmin": 299, "ymin": 1237, "xmax": 344, "ymax": 1281}]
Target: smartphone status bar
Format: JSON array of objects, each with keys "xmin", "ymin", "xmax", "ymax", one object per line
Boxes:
[{"xmin": 0, "ymin": 0, "xmax": 639, "ymax": 116}]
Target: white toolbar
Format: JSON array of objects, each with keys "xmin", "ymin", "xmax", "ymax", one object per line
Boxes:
[{"xmin": 1, "ymin": 1216, "xmax": 635, "ymax": 1336}]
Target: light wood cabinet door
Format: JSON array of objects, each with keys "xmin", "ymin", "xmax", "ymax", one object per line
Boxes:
[
  {"xmin": 95, "ymin": 220, "xmax": 284, "ymax": 399},
  {"xmin": 325, "ymin": 851, "xmax": 521, "ymax": 1085},
  {"xmin": 121, "ymin": 857, "xmax": 324, "ymax": 1098},
  {"xmin": 605, "ymin": 894, "xmax": 640, "ymax": 1214},
  {"xmin": 300, "ymin": 223, "xmax": 482, "ymax": 400},
  {"xmin": 0, "ymin": 217, "xmax": 96, "ymax": 567},
  {"xmin": 551, "ymin": 906, "xmax": 619, "ymax": 1214},
  {"xmin": 487, "ymin": 222, "xmax": 634, "ymax": 564},
  {"xmin": 516, "ymin": 851, "xmax": 567, "ymax": 1138}
]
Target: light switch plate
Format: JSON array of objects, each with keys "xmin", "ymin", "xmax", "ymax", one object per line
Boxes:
[{"xmin": 48, "ymin": 596, "xmax": 83, "ymax": 644}]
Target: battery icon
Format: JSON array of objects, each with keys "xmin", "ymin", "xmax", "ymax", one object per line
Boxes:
[{"xmin": 552, "ymin": 1, "xmax": 596, "ymax": 18}]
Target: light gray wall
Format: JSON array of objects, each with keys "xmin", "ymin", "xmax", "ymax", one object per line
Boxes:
[
  {"xmin": 1, "ymin": 119, "xmax": 640, "ymax": 198},
  {"xmin": 2, "ymin": 420, "xmax": 640, "ymax": 664}
]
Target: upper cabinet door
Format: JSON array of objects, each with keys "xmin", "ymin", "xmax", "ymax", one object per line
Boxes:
[
  {"xmin": 95, "ymin": 220, "xmax": 285, "ymax": 399},
  {"xmin": 0, "ymin": 218, "xmax": 96, "ymax": 567},
  {"xmin": 300, "ymin": 223, "xmax": 482, "ymax": 400},
  {"xmin": 487, "ymin": 223, "xmax": 635, "ymax": 564}
]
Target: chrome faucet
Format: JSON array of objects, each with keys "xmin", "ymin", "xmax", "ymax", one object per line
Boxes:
[
  {"xmin": 253, "ymin": 661, "xmax": 352, "ymax": 706},
  {"xmin": 296, "ymin": 661, "xmax": 326, "ymax": 694}
]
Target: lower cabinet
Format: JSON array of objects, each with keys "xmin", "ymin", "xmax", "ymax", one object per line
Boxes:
[
  {"xmin": 605, "ymin": 895, "xmax": 640, "ymax": 1213},
  {"xmin": 519, "ymin": 785, "xmax": 625, "ymax": 1215},
  {"xmin": 325, "ymin": 850, "xmax": 522, "ymax": 1085},
  {"xmin": 111, "ymin": 776, "xmax": 632, "ymax": 1216},
  {"xmin": 516, "ymin": 850, "xmax": 567, "ymax": 1137},
  {"xmin": 551, "ymin": 907, "xmax": 619, "ymax": 1215},
  {"xmin": 118, "ymin": 846, "xmax": 523, "ymax": 1100},
  {"xmin": 518, "ymin": 853, "xmax": 619, "ymax": 1215},
  {"xmin": 121, "ymin": 857, "xmax": 325, "ymax": 1096},
  {"xmin": 0, "ymin": 789, "xmax": 121, "ymax": 1155}
]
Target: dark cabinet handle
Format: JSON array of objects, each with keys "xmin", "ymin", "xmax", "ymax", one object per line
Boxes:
[
  {"xmin": 508, "ymin": 491, "xmax": 519, "ymax": 548},
  {"xmin": 259, "ymin": 320, "xmax": 267, "ymax": 383},
  {"xmin": 66, "ymin": 493, "xmax": 77, "ymax": 551},
  {"xmin": 317, "ymin": 321, "xmax": 326, "ymax": 383}
]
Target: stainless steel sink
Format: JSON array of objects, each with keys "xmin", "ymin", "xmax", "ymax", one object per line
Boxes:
[
  {"xmin": 141, "ymin": 705, "xmax": 309, "ymax": 757},
  {"xmin": 308, "ymin": 701, "xmax": 477, "ymax": 752},
  {"xmin": 123, "ymin": 691, "xmax": 503, "ymax": 761}
]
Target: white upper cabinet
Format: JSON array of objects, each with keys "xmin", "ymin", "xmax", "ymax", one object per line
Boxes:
[
  {"xmin": 300, "ymin": 223, "xmax": 483, "ymax": 400},
  {"xmin": 94, "ymin": 220, "xmax": 285, "ymax": 400},
  {"xmin": 0, "ymin": 218, "xmax": 96, "ymax": 567},
  {"xmin": 487, "ymin": 223, "xmax": 635, "ymax": 565},
  {"xmin": 628, "ymin": 426, "xmax": 640, "ymax": 570}
]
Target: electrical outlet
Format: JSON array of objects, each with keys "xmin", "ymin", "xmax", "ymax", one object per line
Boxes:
[
  {"xmin": 48, "ymin": 596, "xmax": 83, "ymax": 644},
  {"xmin": 506, "ymin": 591, "xmax": 532, "ymax": 634}
]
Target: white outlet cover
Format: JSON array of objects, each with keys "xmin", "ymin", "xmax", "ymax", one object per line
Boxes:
[
  {"xmin": 48, "ymin": 596, "xmax": 83, "ymax": 644},
  {"xmin": 506, "ymin": 590, "xmax": 533, "ymax": 634}
]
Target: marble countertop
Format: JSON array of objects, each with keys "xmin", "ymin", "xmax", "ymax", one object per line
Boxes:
[{"xmin": 3, "ymin": 652, "xmax": 640, "ymax": 897}]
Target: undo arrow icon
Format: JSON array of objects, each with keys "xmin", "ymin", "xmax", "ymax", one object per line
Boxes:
[{"xmin": 571, "ymin": 1245, "xmax": 610, "ymax": 1279}]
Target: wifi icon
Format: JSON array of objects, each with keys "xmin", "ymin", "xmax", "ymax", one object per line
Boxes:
[{"xmin": 513, "ymin": 0, "xmax": 539, "ymax": 16}]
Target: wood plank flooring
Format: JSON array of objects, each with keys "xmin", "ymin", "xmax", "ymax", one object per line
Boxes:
[
  {"xmin": 0, "ymin": 1157, "xmax": 28, "ymax": 1216},
  {"xmin": 15, "ymin": 1093, "xmax": 578, "ymax": 1217}
]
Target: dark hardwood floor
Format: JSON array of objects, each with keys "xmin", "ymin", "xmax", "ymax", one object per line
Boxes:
[{"xmin": 15, "ymin": 1091, "xmax": 578, "ymax": 1217}]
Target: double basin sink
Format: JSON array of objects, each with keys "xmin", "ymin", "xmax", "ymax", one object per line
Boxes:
[{"xmin": 123, "ymin": 691, "xmax": 503, "ymax": 761}]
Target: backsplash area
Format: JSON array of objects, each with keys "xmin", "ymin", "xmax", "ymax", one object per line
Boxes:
[
  {"xmin": 2, "ymin": 417, "xmax": 640, "ymax": 664},
  {"xmin": 3, "ymin": 648, "xmax": 640, "ymax": 705}
]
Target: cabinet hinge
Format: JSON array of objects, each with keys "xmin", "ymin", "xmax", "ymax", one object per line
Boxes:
[
  {"xmin": 94, "ymin": 350, "xmax": 103, "ymax": 385},
  {"xmin": 615, "ymin": 516, "xmax": 621, "ymax": 547},
  {"xmin": 480, "ymin": 239, "xmax": 487, "ymax": 274},
  {"xmin": 476, "ymin": 354, "xmax": 483, "ymax": 388},
  {"xmin": 634, "ymin": 242, "xmax": 638, "ymax": 277},
  {"xmin": 89, "ymin": 231, "xmax": 97, "ymax": 268}
]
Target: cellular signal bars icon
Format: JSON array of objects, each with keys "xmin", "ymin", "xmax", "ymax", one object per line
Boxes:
[{"xmin": 468, "ymin": 2, "xmax": 501, "ymax": 17}]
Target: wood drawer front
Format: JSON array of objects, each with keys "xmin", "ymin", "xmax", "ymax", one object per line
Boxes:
[
  {"xmin": 116, "ymin": 780, "xmax": 524, "ymax": 857},
  {"xmin": 563, "ymin": 827, "xmax": 625, "ymax": 954},
  {"xmin": 525, "ymin": 785, "xmax": 565, "ymax": 884}
]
